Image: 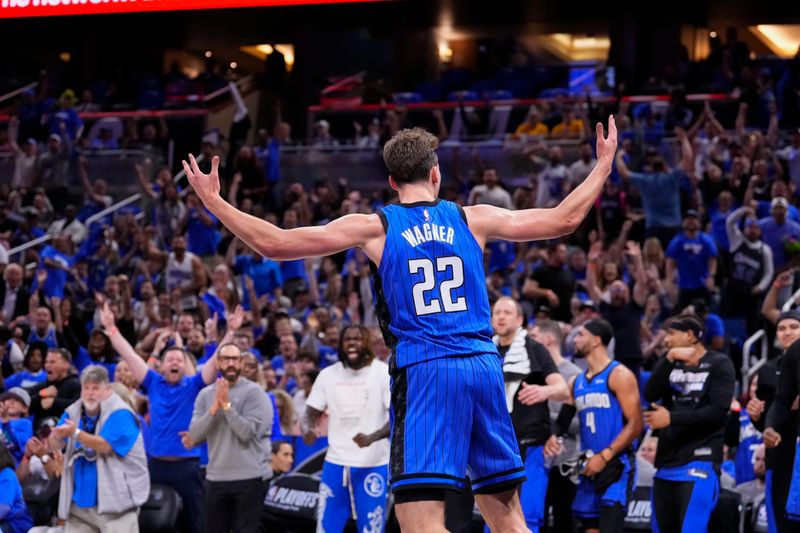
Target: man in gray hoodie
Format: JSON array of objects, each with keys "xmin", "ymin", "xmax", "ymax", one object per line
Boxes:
[{"xmin": 189, "ymin": 343, "xmax": 272, "ymax": 533}]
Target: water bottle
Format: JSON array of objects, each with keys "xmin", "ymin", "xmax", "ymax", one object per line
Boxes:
[{"xmin": 544, "ymin": 437, "xmax": 564, "ymax": 469}]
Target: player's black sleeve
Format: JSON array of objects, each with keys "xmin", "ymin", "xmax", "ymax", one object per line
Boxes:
[
  {"xmin": 751, "ymin": 362, "xmax": 778, "ymax": 432},
  {"xmin": 643, "ymin": 354, "xmax": 675, "ymax": 404},
  {"xmin": 765, "ymin": 341, "xmax": 800, "ymax": 431},
  {"xmin": 723, "ymin": 410, "xmax": 739, "ymax": 448},
  {"xmin": 669, "ymin": 354, "xmax": 735, "ymax": 431}
]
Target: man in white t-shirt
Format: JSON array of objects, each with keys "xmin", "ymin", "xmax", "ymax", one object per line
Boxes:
[
  {"xmin": 467, "ymin": 167, "xmax": 514, "ymax": 209},
  {"xmin": 304, "ymin": 325, "xmax": 390, "ymax": 533},
  {"xmin": 536, "ymin": 146, "xmax": 570, "ymax": 208}
]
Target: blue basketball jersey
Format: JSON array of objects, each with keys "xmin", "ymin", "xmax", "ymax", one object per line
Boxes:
[
  {"xmin": 372, "ymin": 200, "xmax": 496, "ymax": 369},
  {"xmin": 734, "ymin": 410, "xmax": 761, "ymax": 484},
  {"xmin": 574, "ymin": 361, "xmax": 624, "ymax": 453}
]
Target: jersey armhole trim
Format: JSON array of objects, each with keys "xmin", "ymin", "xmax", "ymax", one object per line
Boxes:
[
  {"xmin": 456, "ymin": 203, "xmax": 468, "ymax": 225},
  {"xmin": 377, "ymin": 210, "xmax": 389, "ymax": 233}
]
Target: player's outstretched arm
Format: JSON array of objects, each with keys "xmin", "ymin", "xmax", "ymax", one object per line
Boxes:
[
  {"xmin": 465, "ymin": 116, "xmax": 617, "ymax": 246},
  {"xmin": 183, "ymin": 155, "xmax": 384, "ymax": 261}
]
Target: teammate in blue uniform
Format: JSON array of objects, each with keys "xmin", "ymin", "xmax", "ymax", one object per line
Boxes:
[
  {"xmin": 546, "ymin": 319, "xmax": 642, "ymax": 533},
  {"xmin": 183, "ymin": 117, "xmax": 618, "ymax": 532},
  {"xmin": 643, "ymin": 314, "xmax": 736, "ymax": 533}
]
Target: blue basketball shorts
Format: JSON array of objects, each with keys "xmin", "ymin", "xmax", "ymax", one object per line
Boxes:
[{"xmin": 388, "ymin": 353, "xmax": 526, "ymax": 494}]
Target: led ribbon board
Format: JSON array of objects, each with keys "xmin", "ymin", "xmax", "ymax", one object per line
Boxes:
[{"xmin": 0, "ymin": 0, "xmax": 384, "ymax": 19}]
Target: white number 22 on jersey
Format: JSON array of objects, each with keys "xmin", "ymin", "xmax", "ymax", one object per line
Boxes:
[{"xmin": 408, "ymin": 257, "xmax": 467, "ymax": 316}]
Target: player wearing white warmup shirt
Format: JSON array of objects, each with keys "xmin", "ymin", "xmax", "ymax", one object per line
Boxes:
[{"xmin": 304, "ymin": 325, "xmax": 391, "ymax": 533}]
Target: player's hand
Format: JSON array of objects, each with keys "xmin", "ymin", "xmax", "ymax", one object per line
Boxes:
[
  {"xmin": 303, "ymin": 430, "xmax": 318, "ymax": 446},
  {"xmin": 53, "ymin": 419, "xmax": 77, "ymax": 440},
  {"xmin": 99, "ymin": 302, "xmax": 116, "ymax": 331},
  {"xmin": 583, "ymin": 453, "xmax": 607, "ymax": 477},
  {"xmin": 746, "ymin": 397, "xmax": 765, "ymax": 422},
  {"xmin": 763, "ymin": 427, "xmax": 782, "ymax": 448},
  {"xmin": 518, "ymin": 383, "xmax": 549, "ymax": 405},
  {"xmin": 595, "ymin": 115, "xmax": 618, "ymax": 166},
  {"xmin": 183, "ymin": 154, "xmax": 221, "ymax": 208},
  {"xmin": 544, "ymin": 435, "xmax": 563, "ymax": 458},
  {"xmin": 545, "ymin": 290, "xmax": 560, "ymax": 308},
  {"xmin": 179, "ymin": 431, "xmax": 194, "ymax": 450},
  {"xmin": 643, "ymin": 404, "xmax": 671, "ymax": 429},
  {"xmin": 27, "ymin": 437, "xmax": 47, "ymax": 459},
  {"xmin": 227, "ymin": 305, "xmax": 245, "ymax": 332},
  {"xmin": 215, "ymin": 378, "xmax": 230, "ymax": 405},
  {"xmin": 353, "ymin": 433, "xmax": 374, "ymax": 448}
]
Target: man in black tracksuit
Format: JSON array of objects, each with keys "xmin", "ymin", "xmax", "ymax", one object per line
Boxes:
[
  {"xmin": 643, "ymin": 314, "xmax": 736, "ymax": 533},
  {"xmin": 764, "ymin": 314, "xmax": 800, "ymax": 530},
  {"xmin": 492, "ymin": 297, "xmax": 568, "ymax": 531},
  {"xmin": 751, "ymin": 310, "xmax": 800, "ymax": 532}
]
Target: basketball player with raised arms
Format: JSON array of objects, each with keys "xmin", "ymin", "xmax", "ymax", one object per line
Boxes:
[{"xmin": 183, "ymin": 116, "xmax": 617, "ymax": 533}]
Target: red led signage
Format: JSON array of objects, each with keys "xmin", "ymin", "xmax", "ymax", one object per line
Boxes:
[{"xmin": 0, "ymin": 0, "xmax": 384, "ymax": 19}]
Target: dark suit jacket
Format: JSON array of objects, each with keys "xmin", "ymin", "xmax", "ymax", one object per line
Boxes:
[{"xmin": 0, "ymin": 283, "xmax": 29, "ymax": 322}]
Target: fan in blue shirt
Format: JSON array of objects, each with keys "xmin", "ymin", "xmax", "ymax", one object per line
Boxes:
[
  {"xmin": 0, "ymin": 443, "xmax": 32, "ymax": 533},
  {"xmin": 666, "ymin": 211, "xmax": 718, "ymax": 294}
]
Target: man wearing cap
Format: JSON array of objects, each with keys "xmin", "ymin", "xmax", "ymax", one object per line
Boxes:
[
  {"xmin": 751, "ymin": 310, "xmax": 800, "ymax": 533},
  {"xmin": 643, "ymin": 314, "xmax": 736, "ymax": 533},
  {"xmin": 726, "ymin": 205, "xmax": 774, "ymax": 334},
  {"xmin": 666, "ymin": 209, "xmax": 719, "ymax": 311},
  {"xmin": 36, "ymin": 130, "xmax": 71, "ymax": 214},
  {"xmin": 0, "ymin": 387, "xmax": 33, "ymax": 463},
  {"xmin": 759, "ymin": 196, "xmax": 800, "ymax": 270},
  {"xmin": 545, "ymin": 319, "xmax": 642, "ymax": 533},
  {"xmin": 28, "ymin": 348, "xmax": 81, "ymax": 428}
]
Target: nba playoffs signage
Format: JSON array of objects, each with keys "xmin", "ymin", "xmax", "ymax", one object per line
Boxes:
[{"xmin": 0, "ymin": 0, "xmax": 383, "ymax": 18}]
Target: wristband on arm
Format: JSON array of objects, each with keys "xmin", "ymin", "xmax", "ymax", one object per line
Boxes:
[{"xmin": 552, "ymin": 404, "xmax": 577, "ymax": 438}]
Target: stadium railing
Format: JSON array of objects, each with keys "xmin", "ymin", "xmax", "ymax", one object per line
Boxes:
[
  {"xmin": 743, "ymin": 287, "xmax": 800, "ymax": 391},
  {"xmin": 5, "ymin": 154, "xmax": 202, "ymax": 266}
]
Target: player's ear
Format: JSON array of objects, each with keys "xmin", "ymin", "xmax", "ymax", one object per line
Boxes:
[
  {"xmin": 429, "ymin": 164, "xmax": 440, "ymax": 187},
  {"xmin": 388, "ymin": 176, "xmax": 399, "ymax": 192}
]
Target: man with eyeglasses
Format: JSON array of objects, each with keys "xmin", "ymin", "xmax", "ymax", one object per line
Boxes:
[
  {"xmin": 189, "ymin": 343, "xmax": 272, "ymax": 533},
  {"xmin": 100, "ymin": 302, "xmax": 244, "ymax": 533}
]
